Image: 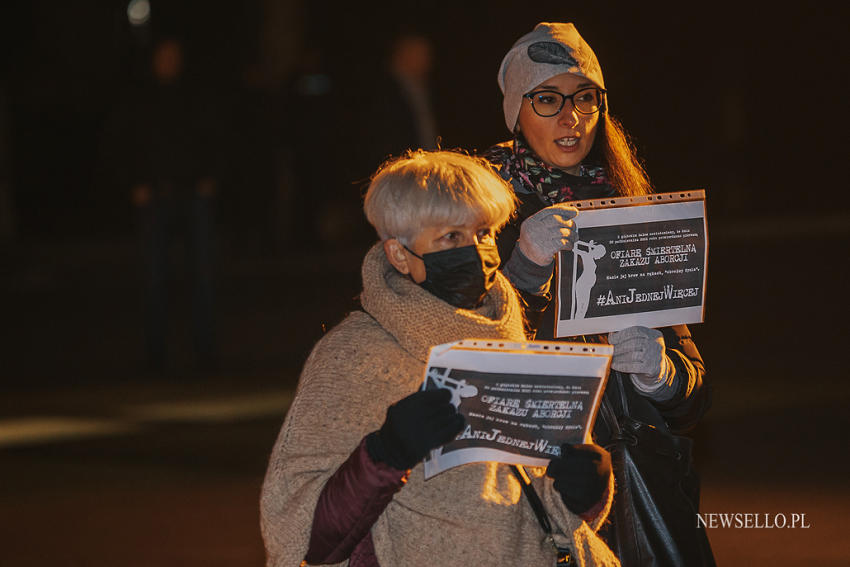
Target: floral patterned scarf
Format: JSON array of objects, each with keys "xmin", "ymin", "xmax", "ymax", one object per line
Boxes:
[{"xmin": 484, "ymin": 133, "xmax": 615, "ymax": 204}]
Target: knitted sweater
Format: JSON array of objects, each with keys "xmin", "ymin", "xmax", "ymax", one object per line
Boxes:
[{"xmin": 260, "ymin": 243, "xmax": 620, "ymax": 567}]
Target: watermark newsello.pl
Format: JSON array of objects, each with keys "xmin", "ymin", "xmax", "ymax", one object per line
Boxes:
[{"xmin": 697, "ymin": 513, "xmax": 811, "ymax": 529}]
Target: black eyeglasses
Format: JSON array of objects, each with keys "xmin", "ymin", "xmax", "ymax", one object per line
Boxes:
[{"xmin": 523, "ymin": 87, "xmax": 606, "ymax": 117}]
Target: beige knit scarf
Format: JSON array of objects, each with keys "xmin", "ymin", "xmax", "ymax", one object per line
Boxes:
[{"xmin": 359, "ymin": 242, "xmax": 528, "ymax": 359}]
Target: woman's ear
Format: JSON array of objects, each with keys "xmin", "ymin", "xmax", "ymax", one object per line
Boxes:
[{"xmin": 383, "ymin": 238, "xmax": 410, "ymax": 275}]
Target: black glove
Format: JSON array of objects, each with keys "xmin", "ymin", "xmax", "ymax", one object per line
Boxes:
[
  {"xmin": 546, "ymin": 443, "xmax": 612, "ymax": 515},
  {"xmin": 366, "ymin": 389, "xmax": 465, "ymax": 470}
]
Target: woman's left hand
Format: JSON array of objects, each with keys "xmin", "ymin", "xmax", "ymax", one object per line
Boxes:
[{"xmin": 608, "ymin": 326, "xmax": 668, "ymax": 389}]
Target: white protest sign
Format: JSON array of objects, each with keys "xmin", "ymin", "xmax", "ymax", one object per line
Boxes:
[{"xmin": 422, "ymin": 339, "xmax": 611, "ymax": 479}]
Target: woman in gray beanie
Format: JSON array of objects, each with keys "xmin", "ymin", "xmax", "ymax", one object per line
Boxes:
[{"xmin": 485, "ymin": 22, "xmax": 715, "ymax": 566}]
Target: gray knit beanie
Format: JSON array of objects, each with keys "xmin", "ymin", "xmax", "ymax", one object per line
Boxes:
[{"xmin": 498, "ymin": 22, "xmax": 605, "ymax": 132}]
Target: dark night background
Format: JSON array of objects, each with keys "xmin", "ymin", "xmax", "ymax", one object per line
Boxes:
[
  {"xmin": 1, "ymin": 2, "xmax": 849, "ymax": 566},
  {"xmin": 1, "ymin": 1, "xmax": 847, "ymax": 240}
]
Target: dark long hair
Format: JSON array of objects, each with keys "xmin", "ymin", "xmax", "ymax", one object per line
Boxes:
[{"xmin": 586, "ymin": 111, "xmax": 653, "ymax": 197}]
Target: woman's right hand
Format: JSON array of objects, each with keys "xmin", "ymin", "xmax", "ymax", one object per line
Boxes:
[
  {"xmin": 546, "ymin": 443, "xmax": 611, "ymax": 515},
  {"xmin": 367, "ymin": 389, "xmax": 465, "ymax": 470},
  {"xmin": 517, "ymin": 203, "xmax": 579, "ymax": 266}
]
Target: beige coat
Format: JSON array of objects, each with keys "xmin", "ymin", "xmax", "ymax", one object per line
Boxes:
[{"xmin": 260, "ymin": 243, "xmax": 619, "ymax": 567}]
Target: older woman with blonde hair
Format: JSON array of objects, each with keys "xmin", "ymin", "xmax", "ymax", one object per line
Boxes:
[{"xmin": 260, "ymin": 150, "xmax": 620, "ymax": 566}]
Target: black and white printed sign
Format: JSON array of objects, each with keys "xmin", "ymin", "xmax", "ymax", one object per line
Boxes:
[
  {"xmin": 555, "ymin": 191, "xmax": 707, "ymax": 337},
  {"xmin": 421, "ymin": 339, "xmax": 611, "ymax": 479}
]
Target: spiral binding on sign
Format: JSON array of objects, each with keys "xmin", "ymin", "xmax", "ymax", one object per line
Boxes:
[{"xmin": 566, "ymin": 189, "xmax": 705, "ymax": 211}]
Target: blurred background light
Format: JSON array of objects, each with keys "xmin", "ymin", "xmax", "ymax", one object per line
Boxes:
[{"xmin": 127, "ymin": 0, "xmax": 150, "ymax": 27}]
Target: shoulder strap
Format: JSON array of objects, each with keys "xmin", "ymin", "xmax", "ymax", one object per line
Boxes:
[
  {"xmin": 510, "ymin": 465, "xmax": 553, "ymax": 535},
  {"xmin": 600, "ymin": 393, "xmax": 621, "ymax": 438},
  {"xmin": 614, "ymin": 371, "xmax": 631, "ymax": 414},
  {"xmin": 510, "ymin": 465, "xmax": 576, "ymax": 566}
]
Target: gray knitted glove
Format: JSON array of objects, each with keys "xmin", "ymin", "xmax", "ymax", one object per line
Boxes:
[
  {"xmin": 516, "ymin": 203, "xmax": 579, "ymax": 266},
  {"xmin": 608, "ymin": 326, "xmax": 673, "ymax": 395}
]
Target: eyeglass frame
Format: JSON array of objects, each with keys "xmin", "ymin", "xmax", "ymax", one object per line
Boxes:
[{"xmin": 522, "ymin": 87, "xmax": 608, "ymax": 118}]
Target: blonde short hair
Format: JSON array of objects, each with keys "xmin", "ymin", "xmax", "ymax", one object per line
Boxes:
[{"xmin": 363, "ymin": 150, "xmax": 517, "ymax": 244}]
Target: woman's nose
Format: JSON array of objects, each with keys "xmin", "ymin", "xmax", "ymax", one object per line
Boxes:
[{"xmin": 557, "ymin": 103, "xmax": 580, "ymax": 126}]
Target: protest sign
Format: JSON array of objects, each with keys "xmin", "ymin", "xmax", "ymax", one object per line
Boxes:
[
  {"xmin": 421, "ymin": 339, "xmax": 611, "ymax": 479},
  {"xmin": 555, "ymin": 190, "xmax": 707, "ymax": 337}
]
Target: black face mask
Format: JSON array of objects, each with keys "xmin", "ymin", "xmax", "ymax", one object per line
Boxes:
[{"xmin": 405, "ymin": 243, "xmax": 501, "ymax": 309}]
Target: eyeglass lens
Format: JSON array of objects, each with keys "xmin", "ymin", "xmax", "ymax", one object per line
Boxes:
[{"xmin": 528, "ymin": 88, "xmax": 602, "ymax": 117}]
